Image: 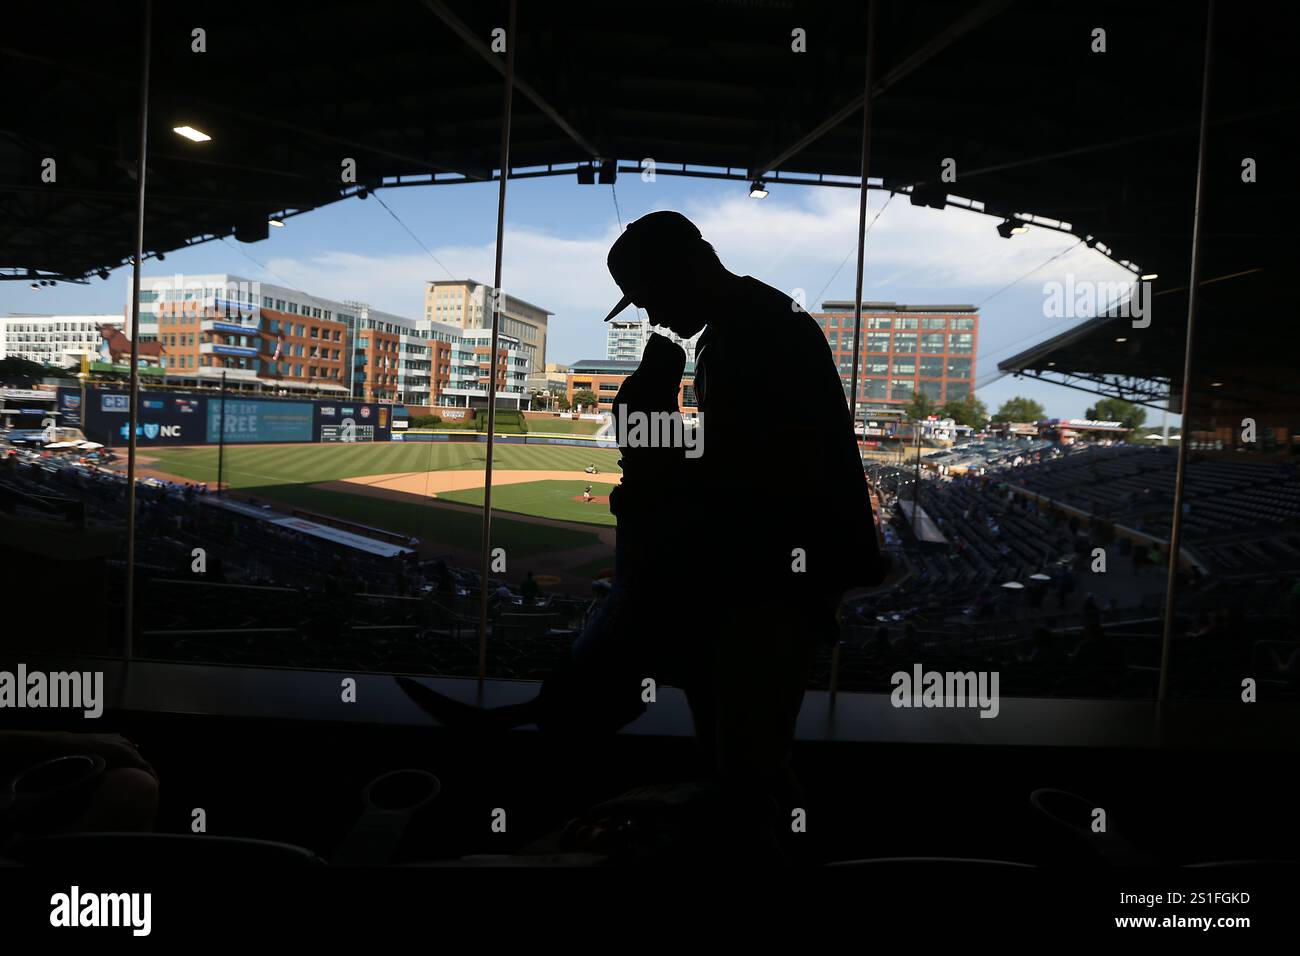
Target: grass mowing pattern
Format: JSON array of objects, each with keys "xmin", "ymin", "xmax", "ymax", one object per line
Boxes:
[
  {"xmin": 439, "ymin": 480, "xmax": 617, "ymax": 527},
  {"xmin": 144, "ymin": 442, "xmax": 622, "ymax": 556},
  {"xmin": 147, "ymin": 442, "xmax": 623, "ymax": 488},
  {"xmin": 244, "ymin": 482, "xmax": 600, "ymax": 556}
]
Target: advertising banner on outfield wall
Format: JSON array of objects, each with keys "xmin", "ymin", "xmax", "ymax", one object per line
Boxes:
[
  {"xmin": 207, "ymin": 398, "xmax": 314, "ymax": 444},
  {"xmin": 83, "ymin": 389, "xmax": 208, "ymax": 446},
  {"xmin": 86, "ymin": 387, "xmax": 393, "ymax": 446}
]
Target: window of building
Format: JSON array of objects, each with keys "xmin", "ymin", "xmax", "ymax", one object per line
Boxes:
[
  {"xmin": 892, "ymin": 358, "xmax": 916, "ymax": 376},
  {"xmin": 918, "ymin": 379, "xmax": 944, "ymax": 399},
  {"xmin": 919, "ymin": 356, "xmax": 945, "ymax": 377},
  {"xmin": 946, "ymin": 357, "xmax": 972, "ymax": 378},
  {"xmin": 952, "ymin": 317, "xmax": 976, "ymax": 330},
  {"xmin": 923, "ymin": 317, "xmax": 947, "ymax": 330},
  {"xmin": 866, "ymin": 332, "xmax": 890, "ymax": 353},
  {"xmin": 950, "ymin": 333, "xmax": 974, "ymax": 354},
  {"xmin": 896, "ymin": 316, "xmax": 919, "ymax": 329},
  {"xmin": 921, "ymin": 333, "xmax": 946, "ymax": 352},
  {"xmin": 893, "ymin": 333, "xmax": 918, "ymax": 353}
]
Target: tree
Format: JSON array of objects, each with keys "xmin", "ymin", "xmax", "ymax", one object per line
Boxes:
[
  {"xmin": 555, "ymin": 394, "xmax": 572, "ymax": 412},
  {"xmin": 0, "ymin": 356, "xmax": 47, "ymax": 386},
  {"xmin": 572, "ymin": 389, "xmax": 599, "ymax": 410},
  {"xmin": 1086, "ymin": 398, "xmax": 1147, "ymax": 437},
  {"xmin": 904, "ymin": 391, "xmax": 935, "ymax": 421},
  {"xmin": 940, "ymin": 394, "xmax": 989, "ymax": 428},
  {"xmin": 992, "ymin": 396, "xmax": 1046, "ymax": 424}
]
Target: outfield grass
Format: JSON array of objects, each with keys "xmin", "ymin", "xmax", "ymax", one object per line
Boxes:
[
  {"xmin": 241, "ymin": 482, "xmax": 601, "ymax": 557},
  {"xmin": 524, "ymin": 417, "xmax": 604, "ymax": 436},
  {"xmin": 143, "ymin": 441, "xmax": 622, "ymax": 557},
  {"xmin": 146, "ymin": 441, "xmax": 623, "ymax": 488},
  {"xmin": 440, "ymin": 480, "xmax": 617, "ymax": 527}
]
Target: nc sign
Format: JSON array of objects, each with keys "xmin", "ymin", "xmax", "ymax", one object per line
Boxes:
[{"xmin": 119, "ymin": 422, "xmax": 183, "ymax": 441}]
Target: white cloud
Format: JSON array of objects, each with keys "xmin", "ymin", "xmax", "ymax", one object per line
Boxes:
[{"xmin": 259, "ymin": 184, "xmax": 1134, "ymax": 366}]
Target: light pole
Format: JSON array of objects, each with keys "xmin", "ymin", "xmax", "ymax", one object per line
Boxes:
[{"xmin": 216, "ymin": 368, "xmax": 227, "ymax": 497}]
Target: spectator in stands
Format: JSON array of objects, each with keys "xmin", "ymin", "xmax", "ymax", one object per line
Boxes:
[{"xmin": 521, "ymin": 571, "xmax": 539, "ymax": 605}]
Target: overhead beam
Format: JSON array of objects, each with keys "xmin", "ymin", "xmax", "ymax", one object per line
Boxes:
[
  {"xmin": 418, "ymin": 0, "xmax": 601, "ymax": 160},
  {"xmin": 751, "ymin": 0, "xmax": 1013, "ymax": 177}
]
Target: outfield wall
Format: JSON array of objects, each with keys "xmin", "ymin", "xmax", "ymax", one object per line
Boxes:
[{"xmin": 76, "ymin": 386, "xmax": 394, "ymax": 447}]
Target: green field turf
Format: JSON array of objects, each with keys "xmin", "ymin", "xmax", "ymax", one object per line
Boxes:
[
  {"xmin": 146, "ymin": 441, "xmax": 623, "ymax": 487},
  {"xmin": 440, "ymin": 480, "xmax": 617, "ymax": 527},
  {"xmin": 242, "ymin": 482, "xmax": 599, "ymax": 557},
  {"xmin": 143, "ymin": 442, "xmax": 623, "ymax": 557},
  {"xmin": 523, "ymin": 418, "xmax": 604, "ymax": 435}
]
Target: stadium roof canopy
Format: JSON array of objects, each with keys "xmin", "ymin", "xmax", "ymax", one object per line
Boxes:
[{"xmin": 3, "ymin": 0, "xmax": 1296, "ymax": 416}]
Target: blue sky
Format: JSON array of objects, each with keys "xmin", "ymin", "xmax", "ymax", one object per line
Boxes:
[{"xmin": 2, "ymin": 171, "xmax": 1154, "ymax": 420}]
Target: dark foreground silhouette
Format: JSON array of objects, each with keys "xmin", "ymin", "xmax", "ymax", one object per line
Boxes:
[{"xmin": 399, "ymin": 211, "xmax": 889, "ymax": 854}]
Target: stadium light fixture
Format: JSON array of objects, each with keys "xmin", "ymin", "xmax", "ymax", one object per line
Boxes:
[
  {"xmin": 97, "ymin": 268, "xmax": 110, "ymax": 280},
  {"xmin": 1140, "ymin": 273, "xmax": 1158, "ymax": 281},
  {"xmin": 30, "ymin": 281, "xmax": 39, "ymax": 290},
  {"xmin": 749, "ymin": 180, "xmax": 769, "ymax": 199},
  {"xmin": 269, "ymin": 218, "xmax": 285, "ymax": 228},
  {"xmin": 1114, "ymin": 337, "xmax": 1127, "ymax": 343},
  {"xmin": 997, "ymin": 218, "xmax": 1029, "ymax": 238},
  {"xmin": 576, "ymin": 164, "xmax": 596, "ymax": 185},
  {"xmin": 172, "ymin": 125, "xmax": 211, "ymax": 143}
]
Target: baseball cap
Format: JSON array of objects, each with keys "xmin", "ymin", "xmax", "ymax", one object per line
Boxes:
[{"xmin": 602, "ymin": 211, "xmax": 703, "ymax": 322}]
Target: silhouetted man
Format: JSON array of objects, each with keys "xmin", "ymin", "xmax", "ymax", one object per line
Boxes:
[
  {"xmin": 401, "ymin": 211, "xmax": 888, "ymax": 840},
  {"xmin": 601, "ymin": 211, "xmax": 888, "ymax": 802}
]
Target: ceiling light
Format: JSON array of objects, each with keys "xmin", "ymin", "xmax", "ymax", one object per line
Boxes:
[
  {"xmin": 1140, "ymin": 273, "xmax": 1158, "ymax": 281},
  {"xmin": 997, "ymin": 218, "xmax": 1029, "ymax": 238},
  {"xmin": 1114, "ymin": 337, "xmax": 1127, "ymax": 343},
  {"xmin": 1211, "ymin": 381, "xmax": 1223, "ymax": 387},
  {"xmin": 172, "ymin": 125, "xmax": 211, "ymax": 143},
  {"xmin": 749, "ymin": 180, "xmax": 769, "ymax": 199}
]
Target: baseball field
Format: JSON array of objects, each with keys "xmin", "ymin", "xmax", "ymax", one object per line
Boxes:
[{"xmin": 135, "ymin": 441, "xmax": 624, "ymax": 587}]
